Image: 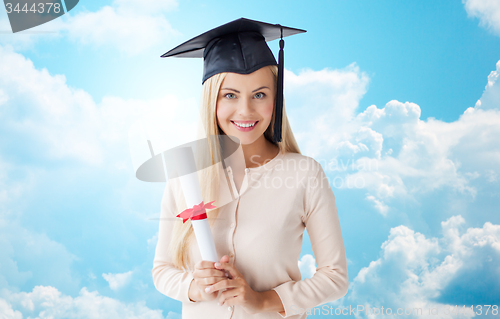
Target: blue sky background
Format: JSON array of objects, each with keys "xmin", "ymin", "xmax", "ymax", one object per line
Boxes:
[{"xmin": 0, "ymin": 0, "xmax": 499, "ymax": 318}]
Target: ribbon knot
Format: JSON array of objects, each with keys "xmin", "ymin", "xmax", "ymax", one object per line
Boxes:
[{"xmin": 176, "ymin": 200, "xmax": 216, "ymax": 223}]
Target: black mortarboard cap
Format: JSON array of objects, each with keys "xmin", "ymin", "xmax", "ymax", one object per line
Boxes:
[{"xmin": 161, "ymin": 18, "xmax": 306, "ymax": 143}]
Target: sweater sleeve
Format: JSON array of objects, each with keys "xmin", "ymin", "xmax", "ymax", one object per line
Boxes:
[
  {"xmin": 152, "ymin": 179, "xmax": 197, "ymax": 304},
  {"xmin": 272, "ymin": 162, "xmax": 349, "ymax": 318}
]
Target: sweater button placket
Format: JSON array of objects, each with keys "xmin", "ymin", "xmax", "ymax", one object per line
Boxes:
[
  {"xmin": 228, "ymin": 213, "xmax": 236, "ymax": 263},
  {"xmin": 225, "ymin": 166, "xmax": 241, "ymax": 266}
]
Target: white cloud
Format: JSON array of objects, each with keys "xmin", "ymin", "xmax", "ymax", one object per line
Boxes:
[
  {"xmin": 61, "ymin": 1, "xmax": 179, "ymax": 56},
  {"xmin": 475, "ymin": 60, "xmax": 500, "ymax": 111},
  {"xmin": 0, "ymin": 0, "xmax": 179, "ymax": 55},
  {"xmin": 0, "ymin": 155, "xmax": 32, "ymax": 208},
  {"xmin": 165, "ymin": 312, "xmax": 181, "ymax": 319},
  {"xmin": 345, "ymin": 100, "xmax": 486, "ymax": 202},
  {"xmin": 103, "ymin": 271, "xmax": 134, "ymax": 291},
  {"xmin": 0, "ymin": 298, "xmax": 22, "ymax": 319},
  {"xmin": 463, "ymin": 0, "xmax": 500, "ymax": 36},
  {"xmin": 0, "ymin": 285, "xmax": 172, "ymax": 319},
  {"xmin": 289, "ymin": 61, "xmax": 500, "ymax": 215},
  {"xmin": 346, "ymin": 215, "xmax": 500, "ymax": 318},
  {"xmin": 0, "ymin": 218, "xmax": 80, "ymax": 293},
  {"xmin": 365, "ymin": 195, "xmax": 389, "ymax": 216},
  {"xmin": 0, "ymin": 43, "xmax": 201, "ymax": 306},
  {"xmin": 0, "ymin": 8, "xmax": 62, "ymax": 51},
  {"xmin": 147, "ymin": 233, "xmax": 158, "ymax": 252},
  {"xmin": 0, "ymin": 44, "xmax": 199, "ymax": 168},
  {"xmin": 285, "ymin": 63, "xmax": 370, "ymax": 159},
  {"xmin": 0, "ymin": 88, "xmax": 8, "ymax": 105},
  {"xmin": 298, "ymin": 254, "xmax": 317, "ymax": 279}
]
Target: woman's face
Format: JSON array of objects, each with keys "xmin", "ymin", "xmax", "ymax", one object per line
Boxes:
[{"xmin": 216, "ymin": 67, "xmax": 275, "ymax": 145}]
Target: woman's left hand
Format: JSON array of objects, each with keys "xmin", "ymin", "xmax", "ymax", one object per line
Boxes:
[{"xmin": 205, "ymin": 255, "xmax": 264, "ymax": 314}]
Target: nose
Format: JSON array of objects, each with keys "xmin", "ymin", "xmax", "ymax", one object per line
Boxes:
[{"xmin": 237, "ymin": 96, "xmax": 253, "ymax": 116}]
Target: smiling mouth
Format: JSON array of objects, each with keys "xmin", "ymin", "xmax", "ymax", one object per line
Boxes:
[{"xmin": 231, "ymin": 121, "xmax": 258, "ymax": 128}]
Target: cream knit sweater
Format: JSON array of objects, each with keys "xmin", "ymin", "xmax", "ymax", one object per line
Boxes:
[{"xmin": 152, "ymin": 150, "xmax": 348, "ymax": 318}]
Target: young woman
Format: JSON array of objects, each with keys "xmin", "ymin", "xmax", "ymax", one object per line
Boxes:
[{"xmin": 152, "ymin": 18, "xmax": 348, "ymax": 319}]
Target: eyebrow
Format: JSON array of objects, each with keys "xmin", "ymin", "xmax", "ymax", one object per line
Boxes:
[{"xmin": 220, "ymin": 86, "xmax": 271, "ymax": 93}]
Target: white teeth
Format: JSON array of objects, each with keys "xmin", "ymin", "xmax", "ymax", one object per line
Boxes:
[{"xmin": 233, "ymin": 121, "xmax": 256, "ymax": 128}]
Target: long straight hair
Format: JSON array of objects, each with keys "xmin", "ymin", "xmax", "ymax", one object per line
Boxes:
[{"xmin": 168, "ymin": 65, "xmax": 301, "ymax": 270}]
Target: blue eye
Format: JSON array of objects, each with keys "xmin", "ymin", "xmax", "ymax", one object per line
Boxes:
[
  {"xmin": 254, "ymin": 92, "xmax": 265, "ymax": 99},
  {"xmin": 225, "ymin": 93, "xmax": 236, "ymax": 99}
]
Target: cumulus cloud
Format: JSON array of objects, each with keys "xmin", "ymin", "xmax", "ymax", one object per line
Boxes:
[
  {"xmin": 289, "ymin": 60, "xmax": 500, "ymax": 215},
  {"xmin": 285, "ymin": 63, "xmax": 370, "ymax": 159},
  {"xmin": 0, "ymin": 8, "xmax": 62, "ymax": 51},
  {"xmin": 298, "ymin": 254, "xmax": 317, "ymax": 279},
  {"xmin": 147, "ymin": 233, "xmax": 159, "ymax": 252},
  {"xmin": 0, "ymin": 218, "xmax": 80, "ymax": 294},
  {"xmin": 0, "ymin": 298, "xmax": 22, "ymax": 319},
  {"xmin": 475, "ymin": 60, "xmax": 500, "ymax": 111},
  {"xmin": 61, "ymin": 0, "xmax": 179, "ymax": 56},
  {"xmin": 365, "ymin": 195, "xmax": 389, "ymax": 217},
  {"xmin": 0, "ymin": 154, "xmax": 30, "ymax": 208},
  {"xmin": 165, "ymin": 312, "xmax": 181, "ymax": 319},
  {"xmin": 0, "ymin": 44, "xmax": 198, "ymax": 168},
  {"xmin": 463, "ymin": 0, "xmax": 500, "ymax": 36},
  {"xmin": 0, "ymin": 42, "xmax": 199, "ymax": 306},
  {"xmin": 103, "ymin": 271, "xmax": 134, "ymax": 291},
  {"xmin": 345, "ymin": 100, "xmax": 491, "ymax": 203},
  {"xmin": 346, "ymin": 215, "xmax": 500, "ymax": 318},
  {"xmin": 0, "ymin": 285, "xmax": 174, "ymax": 319},
  {"xmin": 0, "ymin": 0, "xmax": 179, "ymax": 55}
]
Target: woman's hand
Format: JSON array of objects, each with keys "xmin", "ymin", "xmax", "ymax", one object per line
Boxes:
[
  {"xmin": 190, "ymin": 255, "xmax": 230, "ymax": 302},
  {"xmin": 205, "ymin": 255, "xmax": 265, "ymax": 314}
]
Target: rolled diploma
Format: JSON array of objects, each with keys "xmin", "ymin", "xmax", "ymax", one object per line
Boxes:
[{"xmin": 172, "ymin": 147, "xmax": 219, "ymax": 263}]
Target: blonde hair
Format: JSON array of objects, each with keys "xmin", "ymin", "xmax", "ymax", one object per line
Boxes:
[{"xmin": 168, "ymin": 65, "xmax": 301, "ymax": 270}]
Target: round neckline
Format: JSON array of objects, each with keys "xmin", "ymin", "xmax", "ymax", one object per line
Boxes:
[{"xmin": 246, "ymin": 148, "xmax": 283, "ymax": 172}]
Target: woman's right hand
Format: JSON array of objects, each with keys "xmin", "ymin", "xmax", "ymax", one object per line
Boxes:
[{"xmin": 189, "ymin": 255, "xmax": 230, "ymax": 302}]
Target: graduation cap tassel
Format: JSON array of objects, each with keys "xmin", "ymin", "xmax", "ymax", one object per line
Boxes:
[{"xmin": 273, "ymin": 26, "xmax": 284, "ymax": 143}]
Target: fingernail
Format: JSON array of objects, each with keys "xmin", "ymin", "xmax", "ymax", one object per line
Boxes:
[
  {"xmin": 214, "ymin": 262, "xmax": 221, "ymax": 268},
  {"xmin": 218, "ymin": 301, "xmax": 222, "ymax": 306},
  {"xmin": 205, "ymin": 287, "xmax": 211, "ymax": 293},
  {"xmin": 225, "ymin": 272, "xmax": 229, "ymax": 277}
]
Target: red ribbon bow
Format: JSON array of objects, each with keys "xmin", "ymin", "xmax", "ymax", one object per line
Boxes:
[{"xmin": 176, "ymin": 200, "xmax": 217, "ymax": 223}]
